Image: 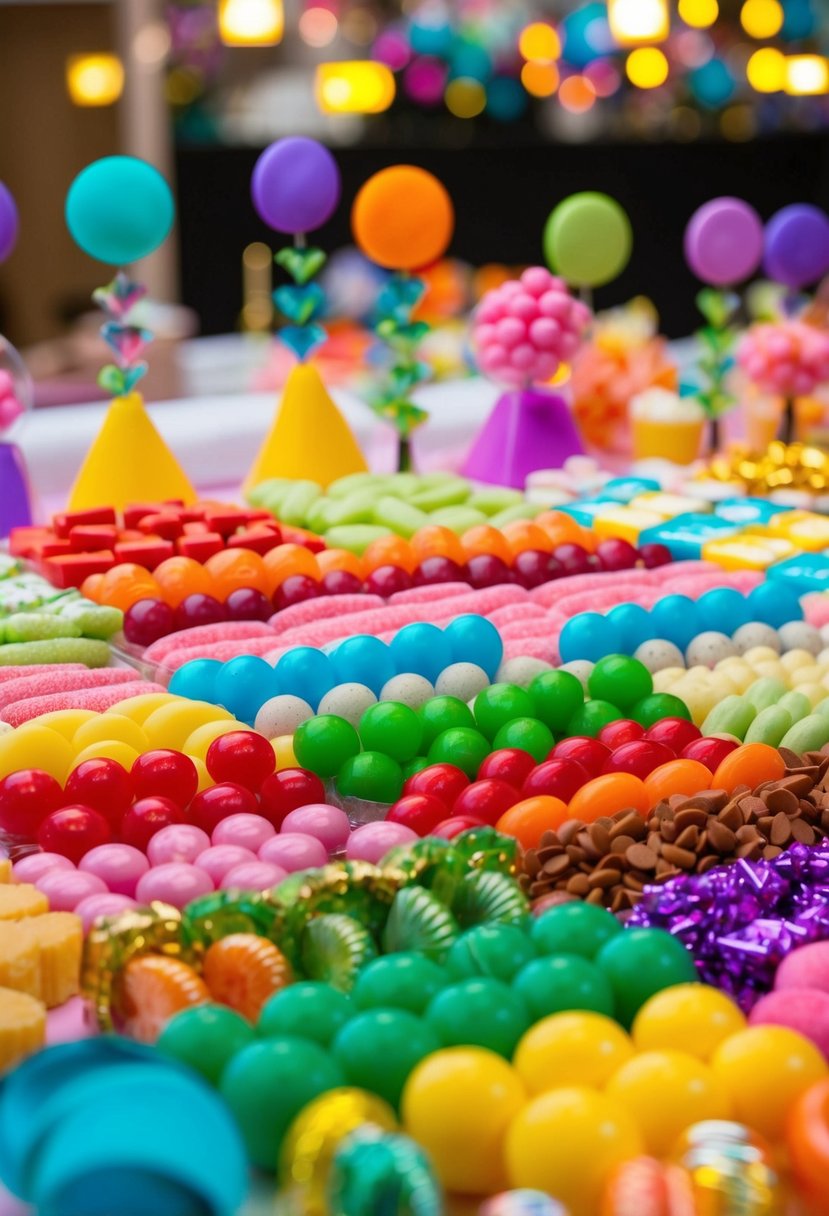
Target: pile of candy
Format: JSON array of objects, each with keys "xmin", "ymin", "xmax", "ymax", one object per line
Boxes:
[{"xmin": 0, "ymin": 557, "xmax": 121, "ymax": 668}]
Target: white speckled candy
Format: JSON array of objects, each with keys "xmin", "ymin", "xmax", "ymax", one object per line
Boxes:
[
  {"xmin": 732, "ymin": 623, "xmax": 782, "ymax": 655},
  {"xmin": 495, "ymin": 657, "xmax": 553, "ymax": 687},
  {"xmin": 254, "ymin": 694, "xmax": 314, "ymax": 739},
  {"xmin": 317, "ymin": 682, "xmax": 377, "ymax": 726},
  {"xmin": 558, "ymin": 659, "xmax": 594, "ymax": 689},
  {"xmin": 778, "ymin": 621, "xmax": 822, "ymax": 656},
  {"xmin": 633, "ymin": 640, "xmax": 686, "ymax": 674},
  {"xmin": 684, "ymin": 632, "xmax": 737, "ymax": 668},
  {"xmin": 379, "ymin": 673, "xmax": 435, "ymax": 709},
  {"xmin": 434, "ymin": 662, "xmax": 490, "ymax": 701}
]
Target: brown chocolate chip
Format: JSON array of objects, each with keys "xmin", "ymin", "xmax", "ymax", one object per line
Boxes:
[
  {"xmin": 576, "ymin": 831, "xmax": 601, "ymax": 860},
  {"xmin": 660, "ymin": 843, "xmax": 697, "ymax": 869},
  {"xmin": 623, "ymin": 873, "xmax": 645, "ymax": 891},
  {"xmin": 566, "ymin": 845, "xmax": 588, "ymax": 864},
  {"xmin": 717, "ymin": 803, "xmax": 744, "ymax": 832},
  {"xmin": 589, "ymin": 823, "xmax": 611, "ymax": 855},
  {"xmin": 778, "ymin": 747, "xmax": 803, "ymax": 768},
  {"xmin": 737, "ymin": 840, "xmax": 763, "ymax": 860},
  {"xmin": 660, "ymin": 820, "xmax": 678, "ymax": 844},
  {"xmin": 610, "ymin": 835, "xmax": 636, "ymax": 854},
  {"xmin": 585, "ymin": 887, "xmax": 606, "ymax": 906},
  {"xmin": 566, "ymin": 873, "xmax": 590, "ymax": 896},
  {"xmin": 763, "ymin": 845, "xmax": 783, "ymax": 860},
  {"xmin": 698, "ymin": 855, "xmax": 722, "ymax": 873},
  {"xmin": 764, "ymin": 788, "xmax": 800, "ymax": 817},
  {"xmin": 626, "ymin": 843, "xmax": 658, "ymax": 871},
  {"xmin": 707, "ymin": 821, "xmax": 737, "ymax": 853},
  {"xmin": 558, "ymin": 820, "xmax": 584, "ymax": 846},
  {"xmin": 770, "ymin": 812, "xmax": 792, "ymax": 846},
  {"xmin": 588, "ymin": 869, "xmax": 619, "ymax": 889},
  {"xmin": 542, "ymin": 854, "xmax": 571, "ymax": 878},
  {"xmin": 675, "ymin": 825, "xmax": 701, "ymax": 851},
  {"xmin": 673, "ymin": 807, "xmax": 709, "ymax": 831},
  {"xmin": 791, "ymin": 818, "xmax": 816, "ymax": 845},
  {"xmin": 610, "ymin": 812, "xmax": 645, "ymax": 840},
  {"xmin": 737, "ymin": 796, "xmax": 767, "ymax": 821},
  {"xmin": 736, "ymin": 824, "xmax": 762, "ymax": 843},
  {"xmin": 778, "ymin": 773, "xmax": 818, "ymax": 797}
]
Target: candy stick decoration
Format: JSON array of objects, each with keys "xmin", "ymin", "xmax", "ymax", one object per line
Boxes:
[
  {"xmin": 352, "ymin": 166, "xmax": 455, "ymax": 473},
  {"xmin": 0, "ymin": 182, "xmax": 34, "ymax": 535}
]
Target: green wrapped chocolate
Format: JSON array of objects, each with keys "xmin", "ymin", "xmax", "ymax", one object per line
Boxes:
[
  {"xmin": 382, "ymin": 887, "xmax": 459, "ymax": 963},
  {"xmin": 451, "ymin": 870, "xmax": 529, "ymax": 930},
  {"xmin": 301, "ymin": 914, "xmax": 378, "ymax": 992},
  {"xmin": 270, "ymin": 862, "xmax": 404, "ymax": 953},
  {"xmin": 180, "ymin": 890, "xmax": 280, "ymax": 957},
  {"xmin": 452, "ymin": 826, "xmax": 520, "ymax": 877}
]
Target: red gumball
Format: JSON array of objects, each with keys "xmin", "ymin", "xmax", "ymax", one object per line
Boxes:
[
  {"xmin": 639, "ymin": 543, "xmax": 672, "ymax": 569},
  {"xmin": 452, "ymin": 779, "xmax": 520, "ymax": 825},
  {"xmin": 551, "ymin": 736, "xmax": 610, "ymax": 777},
  {"xmin": 131, "ymin": 750, "xmax": 199, "ymax": 807},
  {"xmin": 595, "ymin": 538, "xmax": 638, "ymax": 572},
  {"xmin": 681, "ymin": 736, "xmax": 738, "ymax": 770},
  {"xmin": 38, "ymin": 804, "xmax": 111, "ymax": 863},
  {"xmin": 64, "ymin": 758, "xmax": 133, "ymax": 829},
  {"xmin": 553, "ymin": 543, "xmax": 592, "ymax": 576},
  {"xmin": 0, "ymin": 769, "xmax": 63, "ymax": 838},
  {"xmin": 205, "ymin": 730, "xmax": 275, "ymax": 792},
  {"xmin": 598, "ymin": 720, "xmax": 645, "ymax": 749},
  {"xmin": 365, "ymin": 566, "xmax": 412, "ymax": 597},
  {"xmin": 477, "ymin": 748, "xmax": 536, "ymax": 788},
  {"xmin": 386, "ymin": 793, "xmax": 448, "ymax": 836},
  {"xmin": 121, "ymin": 795, "xmax": 185, "ymax": 851},
  {"xmin": 259, "ymin": 768, "xmax": 326, "ymax": 827},
  {"xmin": 521, "ymin": 758, "xmax": 590, "ymax": 802},
  {"xmin": 186, "ymin": 783, "xmax": 258, "ymax": 835},
  {"xmin": 430, "ymin": 815, "xmax": 485, "ymax": 840},
  {"xmin": 403, "ymin": 763, "xmax": 470, "ymax": 808},
  {"xmin": 602, "ymin": 740, "xmax": 675, "ymax": 780},
  {"xmin": 644, "ymin": 718, "xmax": 701, "ymax": 754},
  {"xmin": 274, "ymin": 575, "xmax": 320, "ymax": 610}
]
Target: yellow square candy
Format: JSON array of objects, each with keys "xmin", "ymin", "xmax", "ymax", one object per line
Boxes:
[
  {"xmin": 0, "ymin": 885, "xmax": 48, "ymax": 922},
  {"xmin": 592, "ymin": 507, "xmax": 663, "ymax": 543},
  {"xmin": 0, "ymin": 987, "xmax": 46, "ymax": 1073},
  {"xmin": 629, "ymin": 492, "xmax": 711, "ymax": 518},
  {"xmin": 702, "ymin": 535, "xmax": 797, "ymax": 570}
]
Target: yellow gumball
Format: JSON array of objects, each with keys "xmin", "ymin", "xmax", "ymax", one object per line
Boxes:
[
  {"xmin": 0, "ymin": 725, "xmax": 74, "ymax": 782},
  {"xmin": 711, "ymin": 1026, "xmax": 827, "ymax": 1141},
  {"xmin": 184, "ymin": 719, "xmax": 241, "ymax": 763},
  {"xmin": 798, "ymin": 683, "xmax": 827, "ymax": 708},
  {"xmin": 402, "ymin": 1047, "xmax": 526, "ymax": 1196},
  {"xmin": 790, "ymin": 665, "xmax": 821, "ymax": 686},
  {"xmin": 753, "ymin": 661, "xmax": 786, "ymax": 682},
  {"xmin": 632, "ymin": 983, "xmax": 746, "ymax": 1062},
  {"xmin": 606, "ymin": 1050, "xmax": 732, "ymax": 1156},
  {"xmin": 108, "ymin": 692, "xmax": 177, "ymax": 722},
  {"xmin": 73, "ymin": 714, "xmax": 148, "ymax": 753},
  {"xmin": 273, "ymin": 734, "xmax": 297, "ymax": 770},
  {"xmin": 513, "ymin": 1012, "xmax": 634, "ymax": 1095},
  {"xmin": 142, "ymin": 701, "xmax": 234, "ymax": 750},
  {"xmin": 32, "ymin": 710, "xmax": 98, "ymax": 739},
  {"xmin": 72, "ymin": 740, "xmax": 141, "ymax": 771},
  {"xmin": 505, "ymin": 1086, "xmax": 642, "ymax": 1216}
]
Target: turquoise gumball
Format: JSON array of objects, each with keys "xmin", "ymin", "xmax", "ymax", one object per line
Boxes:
[{"xmin": 65, "ymin": 156, "xmax": 174, "ymax": 265}]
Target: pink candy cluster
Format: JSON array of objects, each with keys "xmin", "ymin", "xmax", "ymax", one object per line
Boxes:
[
  {"xmin": 738, "ymin": 320, "xmax": 829, "ymax": 399},
  {"xmin": 0, "ymin": 369, "xmax": 23, "ymax": 433},
  {"xmin": 473, "ymin": 267, "xmax": 592, "ymax": 389}
]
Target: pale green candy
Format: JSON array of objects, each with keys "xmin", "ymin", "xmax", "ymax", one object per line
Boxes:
[
  {"xmin": 0, "ymin": 638, "xmax": 111, "ymax": 666},
  {"xmin": 744, "ymin": 705, "xmax": 793, "ymax": 746},
  {"xmin": 279, "ymin": 480, "xmax": 323, "ymax": 526},
  {"xmin": 3, "ymin": 614, "xmax": 83, "ymax": 642},
  {"xmin": 702, "ymin": 695, "xmax": 756, "ymax": 740},
  {"xmin": 813, "ymin": 696, "xmax": 829, "ymax": 720},
  {"xmin": 489, "ymin": 503, "xmax": 543, "ymax": 527},
  {"xmin": 467, "ymin": 488, "xmax": 524, "ymax": 516},
  {"xmin": 385, "ymin": 473, "xmax": 420, "ymax": 497},
  {"xmin": 325, "ymin": 489, "xmax": 381, "ymax": 527},
  {"xmin": 246, "ymin": 477, "xmax": 292, "ymax": 507},
  {"xmin": 0, "ymin": 555, "xmax": 23, "ymax": 579},
  {"xmin": 780, "ymin": 713, "xmax": 829, "ymax": 754},
  {"xmin": 325, "ymin": 525, "xmax": 394, "ymax": 555},
  {"xmin": 327, "ymin": 472, "xmax": 387, "ymax": 498},
  {"xmin": 745, "ymin": 677, "xmax": 789, "ymax": 711},
  {"xmin": 305, "ymin": 497, "xmax": 338, "ymax": 534},
  {"xmin": 418, "ymin": 471, "xmax": 464, "ymax": 485},
  {"xmin": 61, "ymin": 605, "xmax": 124, "ymax": 640},
  {"xmin": 428, "ymin": 506, "xmax": 488, "ymax": 533},
  {"xmin": 372, "ymin": 497, "xmax": 429, "ymax": 538},
  {"xmin": 409, "ymin": 481, "xmax": 471, "ymax": 511},
  {"xmin": 777, "ymin": 690, "xmax": 812, "ymax": 724}
]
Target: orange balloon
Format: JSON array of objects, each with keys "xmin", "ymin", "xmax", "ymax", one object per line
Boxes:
[
  {"xmin": 362, "ymin": 535, "xmax": 416, "ymax": 574},
  {"xmin": 261, "ymin": 543, "xmax": 321, "ymax": 594},
  {"xmin": 643, "ymin": 759, "xmax": 713, "ymax": 806},
  {"xmin": 152, "ymin": 556, "xmax": 214, "ymax": 608},
  {"xmin": 461, "ymin": 525, "xmax": 513, "ymax": 564},
  {"xmin": 352, "ymin": 166, "xmax": 454, "ymax": 271},
  {"xmin": 411, "ymin": 525, "xmax": 467, "ymax": 566},
  {"xmin": 568, "ymin": 773, "xmax": 649, "ymax": 823},
  {"xmin": 712, "ymin": 743, "xmax": 786, "ymax": 794},
  {"xmin": 501, "ymin": 521, "xmax": 555, "ymax": 556},
  {"xmin": 496, "ymin": 795, "xmax": 570, "ymax": 850},
  {"xmin": 317, "ymin": 548, "xmax": 365, "ymax": 579},
  {"xmin": 99, "ymin": 563, "xmax": 162, "ymax": 612}
]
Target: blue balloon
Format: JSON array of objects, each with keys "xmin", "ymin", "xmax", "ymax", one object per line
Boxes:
[
  {"xmin": 332, "ymin": 635, "xmax": 396, "ymax": 694},
  {"xmin": 648, "ymin": 595, "xmax": 702, "ymax": 650},
  {"xmin": 168, "ymin": 659, "xmax": 222, "ymax": 704},
  {"xmin": 390, "ymin": 623, "xmax": 452, "ymax": 683},
  {"xmin": 274, "ymin": 647, "xmax": 336, "ymax": 709},
  {"xmin": 65, "ymin": 157, "xmax": 174, "ymax": 265},
  {"xmin": 562, "ymin": 2, "xmax": 611, "ymax": 68},
  {"xmin": 214, "ymin": 656, "xmax": 276, "ymax": 724},
  {"xmin": 748, "ymin": 582, "xmax": 803, "ymax": 628},
  {"xmin": 783, "ymin": 0, "xmax": 815, "ymax": 39},
  {"xmin": 607, "ymin": 603, "xmax": 652, "ymax": 652},
  {"xmin": 690, "ymin": 59, "xmax": 735, "ymax": 109},
  {"xmin": 558, "ymin": 613, "xmax": 620, "ymax": 664},
  {"xmin": 486, "ymin": 77, "xmax": 528, "ymax": 122},
  {"xmin": 696, "ymin": 588, "xmax": 751, "ymax": 634},
  {"xmin": 445, "ymin": 615, "xmax": 503, "ymax": 680}
]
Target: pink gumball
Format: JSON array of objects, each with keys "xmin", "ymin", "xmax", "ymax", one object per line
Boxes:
[
  {"xmin": 506, "ymin": 293, "xmax": 538, "ymax": 322},
  {"xmin": 749, "ymin": 987, "xmax": 829, "ymax": 1059},
  {"xmin": 134, "ymin": 862, "xmax": 214, "ymax": 909},
  {"xmin": 79, "ymin": 843, "xmax": 149, "ymax": 897},
  {"xmin": 147, "ymin": 824, "xmax": 211, "ymax": 867},
  {"xmin": 220, "ymin": 861, "xmax": 287, "ymax": 891},
  {"xmin": 529, "ymin": 317, "xmax": 562, "ymax": 351},
  {"xmin": 538, "ymin": 291, "xmax": 570, "ymax": 320},
  {"xmin": 13, "ymin": 853, "xmax": 75, "ymax": 883},
  {"xmin": 510, "ymin": 343, "xmax": 537, "ymax": 370},
  {"xmin": 36, "ymin": 869, "xmax": 107, "ymax": 912},
  {"xmin": 776, "ymin": 941, "xmax": 829, "ymax": 994},
  {"xmin": 75, "ymin": 892, "xmax": 137, "ymax": 934},
  {"xmin": 0, "ymin": 397, "xmax": 23, "ymax": 430},
  {"xmin": 345, "ymin": 821, "xmax": 418, "ymax": 864},
  {"xmin": 495, "ymin": 317, "xmax": 526, "ymax": 348},
  {"xmin": 280, "ymin": 804, "xmax": 350, "ymax": 852},
  {"xmin": 475, "ymin": 323, "xmax": 498, "ymax": 347},
  {"xmin": 521, "ymin": 266, "xmax": 552, "ymax": 296},
  {"xmin": 258, "ymin": 831, "xmax": 328, "ymax": 871},
  {"xmin": 196, "ymin": 844, "xmax": 257, "ymax": 884},
  {"xmin": 480, "ymin": 345, "xmax": 509, "ymax": 373},
  {"xmin": 534, "ymin": 352, "xmax": 559, "ymax": 381},
  {"xmin": 212, "ymin": 812, "xmax": 275, "ymax": 852}
]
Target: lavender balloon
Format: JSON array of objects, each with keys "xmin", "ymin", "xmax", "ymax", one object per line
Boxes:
[
  {"xmin": 684, "ymin": 197, "xmax": 763, "ymax": 287},
  {"xmin": 764, "ymin": 204, "xmax": 829, "ymax": 290},
  {"xmin": 0, "ymin": 183, "xmax": 19, "ymax": 264},
  {"xmin": 251, "ymin": 137, "xmax": 341, "ymax": 235}
]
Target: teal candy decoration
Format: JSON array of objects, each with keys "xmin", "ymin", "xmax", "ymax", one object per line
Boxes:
[
  {"xmin": 273, "ymin": 240, "xmax": 329, "ymax": 362},
  {"xmin": 327, "ymin": 1126, "xmax": 443, "ymax": 1216},
  {"xmin": 274, "ymin": 282, "xmax": 326, "ymax": 326},
  {"xmin": 280, "ymin": 323, "xmax": 327, "ymax": 361},
  {"xmin": 275, "ymin": 245, "xmax": 327, "ymax": 284},
  {"xmin": 92, "ymin": 273, "xmax": 146, "ymax": 319},
  {"xmin": 65, "ymin": 157, "xmax": 174, "ymax": 266},
  {"xmin": 368, "ymin": 272, "xmax": 432, "ymax": 468},
  {"xmin": 100, "ymin": 321, "xmax": 153, "ymax": 364},
  {"xmin": 376, "ymin": 276, "xmax": 426, "ymax": 324},
  {"xmin": 97, "ymin": 362, "xmax": 148, "ymax": 396}
]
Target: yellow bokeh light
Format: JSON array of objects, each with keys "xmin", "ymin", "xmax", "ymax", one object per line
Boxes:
[
  {"xmin": 445, "ymin": 77, "xmax": 486, "ymax": 118},
  {"xmin": 558, "ymin": 75, "xmax": 597, "ymax": 113},
  {"xmin": 747, "ymin": 46, "xmax": 785, "ymax": 92},
  {"xmin": 740, "ymin": 0, "xmax": 784, "ymax": 39},
  {"xmin": 607, "ymin": 0, "xmax": 669, "ymax": 46},
  {"xmin": 626, "ymin": 46, "xmax": 669, "ymax": 89},
  {"xmin": 785, "ymin": 54, "xmax": 829, "ymax": 95},
  {"xmin": 678, "ymin": 0, "xmax": 719, "ymax": 28},
  {"xmin": 518, "ymin": 22, "xmax": 561, "ymax": 63},
  {"xmin": 316, "ymin": 60, "xmax": 395, "ymax": 112},
  {"xmin": 218, "ymin": 0, "xmax": 284, "ymax": 46},
  {"xmin": 298, "ymin": 6, "xmax": 338, "ymax": 48},
  {"xmin": 66, "ymin": 54, "xmax": 124, "ymax": 106},
  {"xmin": 521, "ymin": 61, "xmax": 560, "ymax": 97}
]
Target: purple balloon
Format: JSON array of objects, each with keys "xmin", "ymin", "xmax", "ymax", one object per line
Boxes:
[
  {"xmin": 764, "ymin": 203, "xmax": 829, "ymax": 290},
  {"xmin": 251, "ymin": 137, "xmax": 341, "ymax": 235},
  {"xmin": 684, "ymin": 197, "xmax": 763, "ymax": 287},
  {"xmin": 0, "ymin": 183, "xmax": 19, "ymax": 264}
]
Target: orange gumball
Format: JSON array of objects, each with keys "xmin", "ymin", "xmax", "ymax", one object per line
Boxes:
[
  {"xmin": 352, "ymin": 166, "xmax": 454, "ymax": 272},
  {"xmin": 711, "ymin": 743, "xmax": 786, "ymax": 794},
  {"xmin": 317, "ymin": 548, "xmax": 365, "ymax": 579},
  {"xmin": 501, "ymin": 521, "xmax": 555, "ymax": 556},
  {"xmin": 205, "ymin": 548, "xmax": 269, "ymax": 598},
  {"xmin": 411, "ymin": 525, "xmax": 467, "ymax": 566},
  {"xmin": 568, "ymin": 773, "xmax": 649, "ymax": 823},
  {"xmin": 153, "ymin": 556, "xmax": 215, "ymax": 607},
  {"xmin": 98, "ymin": 564, "xmax": 162, "ymax": 612},
  {"xmin": 362, "ymin": 535, "xmax": 416, "ymax": 574},
  {"xmin": 80, "ymin": 573, "xmax": 105, "ymax": 602},
  {"xmin": 262, "ymin": 543, "xmax": 321, "ymax": 594},
  {"xmin": 643, "ymin": 759, "xmax": 713, "ymax": 806},
  {"xmin": 534, "ymin": 511, "xmax": 595, "ymax": 552},
  {"xmin": 496, "ymin": 796, "xmax": 570, "ymax": 850},
  {"xmin": 461, "ymin": 525, "xmax": 513, "ymax": 564}
]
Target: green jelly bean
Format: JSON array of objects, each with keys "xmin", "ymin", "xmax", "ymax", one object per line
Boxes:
[
  {"xmin": 813, "ymin": 696, "xmax": 829, "ymax": 720},
  {"xmin": 372, "ymin": 497, "xmax": 430, "ymax": 538},
  {"xmin": 327, "ymin": 472, "xmax": 388, "ymax": 498},
  {"xmin": 744, "ymin": 705, "xmax": 793, "ymax": 746},
  {"xmin": 777, "ymin": 690, "xmax": 812, "ymax": 724},
  {"xmin": 780, "ymin": 713, "xmax": 829, "ymax": 754},
  {"xmin": 488, "ymin": 503, "xmax": 543, "ymax": 527},
  {"xmin": 701, "ymin": 695, "xmax": 756, "ymax": 740},
  {"xmin": 467, "ymin": 489, "xmax": 524, "ymax": 516},
  {"xmin": 745, "ymin": 677, "xmax": 789, "ymax": 712},
  {"xmin": 324, "ymin": 525, "xmax": 394, "ymax": 555},
  {"xmin": 279, "ymin": 480, "xmax": 323, "ymax": 526},
  {"xmin": 246, "ymin": 478, "xmax": 292, "ymax": 507},
  {"xmin": 305, "ymin": 497, "xmax": 338, "ymax": 534},
  {"xmin": 325, "ymin": 489, "xmax": 380, "ymax": 527},
  {"xmin": 409, "ymin": 481, "xmax": 472, "ymax": 511},
  {"xmin": 428, "ymin": 506, "xmax": 488, "ymax": 533},
  {"xmin": 3, "ymin": 614, "xmax": 83, "ymax": 642}
]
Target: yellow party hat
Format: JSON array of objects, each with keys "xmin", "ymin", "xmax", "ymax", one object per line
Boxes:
[
  {"xmin": 68, "ymin": 392, "xmax": 196, "ymax": 510},
  {"xmin": 243, "ymin": 362, "xmax": 367, "ymax": 494}
]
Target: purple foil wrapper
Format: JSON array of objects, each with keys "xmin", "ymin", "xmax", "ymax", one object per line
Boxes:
[{"xmin": 628, "ymin": 842, "xmax": 829, "ymax": 1011}]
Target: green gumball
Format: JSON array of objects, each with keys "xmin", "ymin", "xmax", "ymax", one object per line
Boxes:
[
  {"xmin": 352, "ymin": 953, "xmax": 448, "ymax": 1014},
  {"xmin": 529, "ymin": 670, "xmax": 584, "ymax": 733},
  {"xmin": 332, "ymin": 1009, "xmax": 441, "ymax": 1109},
  {"xmin": 530, "ymin": 901, "xmax": 622, "ymax": 959},
  {"xmin": 294, "ymin": 715, "xmax": 360, "ymax": 777},
  {"xmin": 632, "ymin": 692, "xmax": 692, "ymax": 728},
  {"xmin": 157, "ymin": 1003, "xmax": 254, "ymax": 1086},
  {"xmin": 566, "ymin": 700, "xmax": 622, "ymax": 738},
  {"xmin": 257, "ymin": 982, "xmax": 353, "ymax": 1046},
  {"xmin": 447, "ymin": 923, "xmax": 537, "ymax": 983},
  {"xmin": 402, "ymin": 756, "xmax": 430, "ymax": 781},
  {"xmin": 359, "ymin": 702, "xmax": 423, "ymax": 763},
  {"xmin": 337, "ymin": 751, "xmax": 403, "ymax": 803},
  {"xmin": 425, "ymin": 977, "xmax": 530, "ymax": 1058},
  {"xmin": 512, "ymin": 954, "xmax": 616, "ymax": 1021},
  {"xmin": 473, "ymin": 684, "xmax": 535, "ymax": 740},
  {"xmin": 596, "ymin": 927, "xmax": 699, "ymax": 1028},
  {"xmin": 492, "ymin": 717, "xmax": 554, "ymax": 763},
  {"xmin": 418, "ymin": 696, "xmax": 475, "ymax": 750},
  {"xmin": 588, "ymin": 655, "xmax": 653, "ymax": 710},
  {"xmin": 427, "ymin": 727, "xmax": 490, "ymax": 778}
]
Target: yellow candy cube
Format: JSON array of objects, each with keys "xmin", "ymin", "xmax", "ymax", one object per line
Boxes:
[
  {"xmin": 629, "ymin": 492, "xmax": 712, "ymax": 518},
  {"xmin": 702, "ymin": 535, "xmax": 797, "ymax": 570},
  {"xmin": 592, "ymin": 507, "xmax": 663, "ymax": 543}
]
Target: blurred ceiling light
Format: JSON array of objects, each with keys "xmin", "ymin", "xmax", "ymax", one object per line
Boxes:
[
  {"xmin": 721, "ymin": 103, "xmax": 756, "ymax": 140},
  {"xmin": 315, "ymin": 60, "xmax": 395, "ymax": 112},
  {"xmin": 445, "ymin": 77, "xmax": 486, "ymax": 117},
  {"xmin": 785, "ymin": 53, "xmax": 829, "ymax": 94},
  {"xmin": 626, "ymin": 46, "xmax": 669, "ymax": 88},
  {"xmin": 134, "ymin": 22, "xmax": 171, "ymax": 66},
  {"xmin": 558, "ymin": 74, "xmax": 597, "ymax": 112},
  {"xmin": 299, "ymin": 6, "xmax": 338, "ymax": 47},
  {"xmin": 607, "ymin": 0, "xmax": 668, "ymax": 46},
  {"xmin": 746, "ymin": 46, "xmax": 785, "ymax": 91},
  {"xmin": 66, "ymin": 53, "xmax": 124, "ymax": 106},
  {"xmin": 521, "ymin": 60, "xmax": 559, "ymax": 96},
  {"xmin": 518, "ymin": 22, "xmax": 561, "ymax": 63},
  {"xmin": 218, "ymin": 0, "xmax": 284, "ymax": 46},
  {"xmin": 740, "ymin": 0, "xmax": 784, "ymax": 39},
  {"xmin": 678, "ymin": 0, "xmax": 718, "ymax": 28}
]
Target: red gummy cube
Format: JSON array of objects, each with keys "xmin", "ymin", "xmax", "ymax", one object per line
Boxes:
[
  {"xmin": 176, "ymin": 533, "xmax": 225, "ymax": 562},
  {"xmin": 123, "ymin": 503, "xmax": 164, "ymax": 529},
  {"xmin": 114, "ymin": 539, "xmax": 175, "ymax": 569},
  {"xmin": 52, "ymin": 507, "xmax": 117, "ymax": 538},
  {"xmin": 243, "ymin": 509, "xmax": 276, "ymax": 524},
  {"xmin": 9, "ymin": 527, "xmax": 54, "ymax": 557},
  {"xmin": 183, "ymin": 521, "xmax": 209, "ymax": 536},
  {"xmin": 229, "ymin": 528, "xmax": 283, "ymax": 555},
  {"xmin": 204, "ymin": 509, "xmax": 249, "ymax": 537},
  {"xmin": 137, "ymin": 512, "xmax": 184, "ymax": 540},
  {"xmin": 43, "ymin": 551, "xmax": 116, "ymax": 588},
  {"xmin": 280, "ymin": 524, "xmax": 326, "ymax": 553},
  {"xmin": 69, "ymin": 525, "xmax": 120, "ymax": 551},
  {"xmin": 39, "ymin": 539, "xmax": 75, "ymax": 559},
  {"xmin": 178, "ymin": 507, "xmax": 208, "ymax": 523}
]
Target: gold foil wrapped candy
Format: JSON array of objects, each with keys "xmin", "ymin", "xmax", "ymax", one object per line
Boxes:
[
  {"xmin": 82, "ymin": 901, "xmax": 183, "ymax": 1031},
  {"xmin": 699, "ymin": 441, "xmax": 829, "ymax": 495}
]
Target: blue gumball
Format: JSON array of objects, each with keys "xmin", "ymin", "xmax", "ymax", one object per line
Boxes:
[
  {"xmin": 390, "ymin": 623, "xmax": 452, "ymax": 683},
  {"xmin": 695, "ymin": 588, "xmax": 751, "ymax": 634},
  {"xmin": 274, "ymin": 647, "xmax": 336, "ymax": 710},
  {"xmin": 558, "ymin": 612, "xmax": 620, "ymax": 664},
  {"xmin": 748, "ymin": 582, "xmax": 803, "ymax": 628},
  {"xmin": 168, "ymin": 659, "xmax": 222, "ymax": 704},
  {"xmin": 65, "ymin": 156, "xmax": 174, "ymax": 265},
  {"xmin": 607, "ymin": 603, "xmax": 651, "ymax": 652},
  {"xmin": 214, "ymin": 656, "xmax": 276, "ymax": 724},
  {"xmin": 332, "ymin": 635, "xmax": 396, "ymax": 695},
  {"xmin": 444, "ymin": 615, "xmax": 503, "ymax": 680},
  {"xmin": 648, "ymin": 595, "xmax": 702, "ymax": 650}
]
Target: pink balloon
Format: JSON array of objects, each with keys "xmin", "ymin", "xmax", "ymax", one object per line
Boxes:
[{"xmin": 684, "ymin": 197, "xmax": 763, "ymax": 287}]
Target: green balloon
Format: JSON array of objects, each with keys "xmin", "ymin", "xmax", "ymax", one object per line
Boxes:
[
  {"xmin": 156, "ymin": 1003, "xmax": 254, "ymax": 1086},
  {"xmin": 294, "ymin": 715, "xmax": 360, "ymax": 777},
  {"xmin": 529, "ymin": 670, "xmax": 584, "ymax": 733},
  {"xmin": 402, "ymin": 756, "xmax": 430, "ymax": 781},
  {"xmin": 531, "ymin": 901, "xmax": 622, "ymax": 960},
  {"xmin": 359, "ymin": 702, "xmax": 423, "ymax": 763},
  {"xmin": 220, "ymin": 1037, "xmax": 345, "ymax": 1168},
  {"xmin": 418, "ymin": 696, "xmax": 475, "ymax": 750},
  {"xmin": 425, "ymin": 978, "xmax": 530, "ymax": 1058},
  {"xmin": 352, "ymin": 952, "xmax": 448, "ymax": 1014},
  {"xmin": 332, "ymin": 1009, "xmax": 440, "ymax": 1109},
  {"xmin": 337, "ymin": 751, "xmax": 403, "ymax": 803},
  {"xmin": 597, "ymin": 927, "xmax": 699, "ymax": 1029},
  {"xmin": 512, "ymin": 954, "xmax": 616, "ymax": 1021},
  {"xmin": 632, "ymin": 692, "xmax": 692, "ymax": 727},
  {"xmin": 492, "ymin": 717, "xmax": 554, "ymax": 762},
  {"xmin": 543, "ymin": 191, "xmax": 633, "ymax": 288},
  {"xmin": 257, "ymin": 981, "xmax": 353, "ymax": 1046},
  {"xmin": 427, "ymin": 727, "xmax": 490, "ymax": 777},
  {"xmin": 473, "ymin": 684, "xmax": 535, "ymax": 740},
  {"xmin": 588, "ymin": 655, "xmax": 653, "ymax": 710},
  {"xmin": 447, "ymin": 923, "xmax": 537, "ymax": 983},
  {"xmin": 566, "ymin": 699, "xmax": 622, "ymax": 738}
]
